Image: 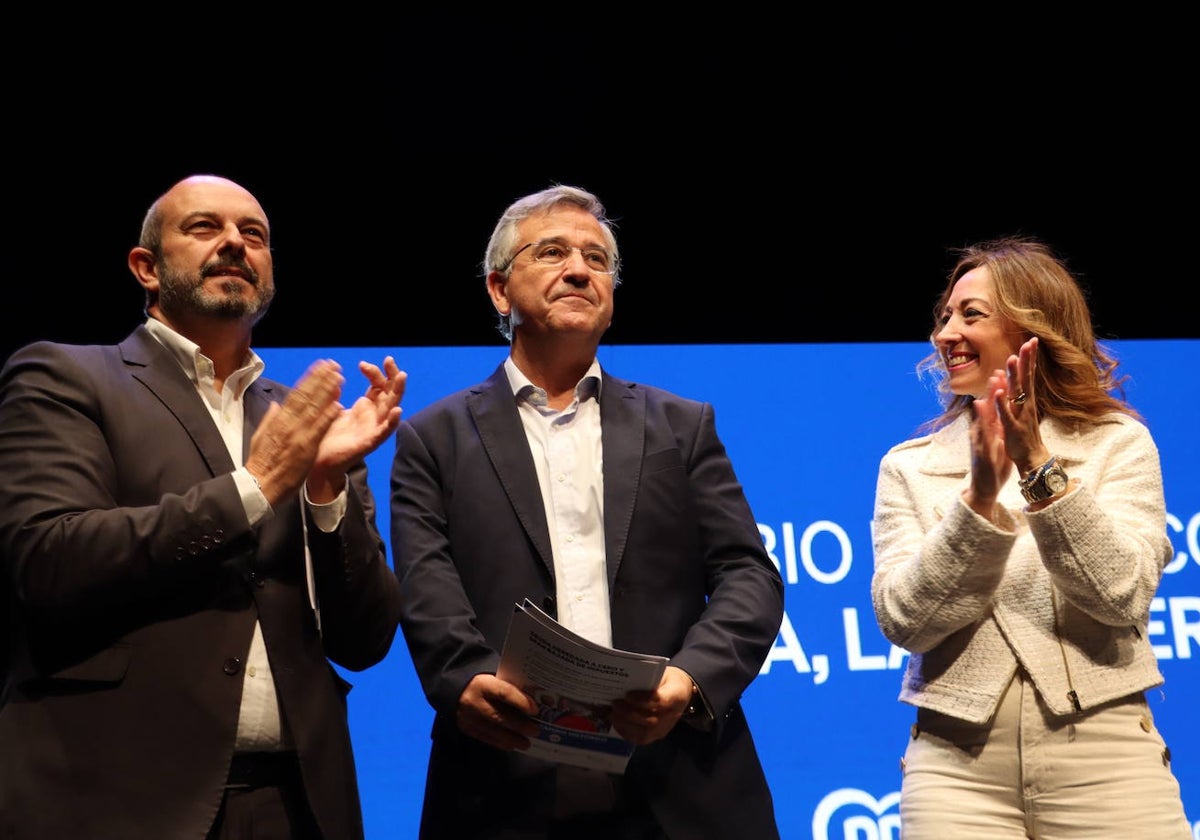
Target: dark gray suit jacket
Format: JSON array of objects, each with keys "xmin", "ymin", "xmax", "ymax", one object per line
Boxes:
[
  {"xmin": 391, "ymin": 362, "xmax": 784, "ymax": 839},
  {"xmin": 0, "ymin": 326, "xmax": 400, "ymax": 840}
]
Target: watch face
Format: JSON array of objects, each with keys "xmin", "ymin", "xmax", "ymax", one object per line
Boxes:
[{"xmin": 1046, "ymin": 468, "xmax": 1068, "ymax": 494}]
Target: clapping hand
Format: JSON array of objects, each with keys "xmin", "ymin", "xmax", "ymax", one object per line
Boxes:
[
  {"xmin": 965, "ymin": 336, "xmax": 1051, "ymax": 517},
  {"xmin": 308, "ymin": 356, "xmax": 407, "ymax": 501},
  {"xmin": 993, "ymin": 337, "xmax": 1049, "ymax": 475},
  {"xmin": 246, "ymin": 358, "xmax": 347, "ymax": 505}
]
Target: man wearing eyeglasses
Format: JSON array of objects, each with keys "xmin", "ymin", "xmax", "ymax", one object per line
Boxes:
[{"xmin": 390, "ymin": 184, "xmax": 784, "ymax": 839}]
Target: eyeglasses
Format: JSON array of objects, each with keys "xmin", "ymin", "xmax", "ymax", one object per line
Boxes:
[{"xmin": 501, "ymin": 239, "xmax": 618, "ymax": 275}]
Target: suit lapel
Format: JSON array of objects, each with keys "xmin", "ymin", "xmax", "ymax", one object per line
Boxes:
[
  {"xmin": 119, "ymin": 327, "xmax": 236, "ymax": 477},
  {"xmin": 599, "ymin": 373, "xmax": 644, "ymax": 586},
  {"xmin": 469, "ymin": 365, "xmax": 555, "ymax": 576}
]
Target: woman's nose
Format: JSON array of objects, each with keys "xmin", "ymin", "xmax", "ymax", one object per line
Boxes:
[{"xmin": 934, "ymin": 320, "xmax": 958, "ymax": 345}]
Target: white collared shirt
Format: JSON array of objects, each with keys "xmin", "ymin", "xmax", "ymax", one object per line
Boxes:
[
  {"xmin": 145, "ymin": 318, "xmax": 338, "ymax": 751},
  {"xmin": 504, "ymin": 356, "xmax": 611, "ymax": 648}
]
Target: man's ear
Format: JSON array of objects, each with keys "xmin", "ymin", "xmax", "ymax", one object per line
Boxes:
[
  {"xmin": 485, "ymin": 270, "xmax": 510, "ymax": 316},
  {"xmin": 128, "ymin": 247, "xmax": 159, "ymax": 295}
]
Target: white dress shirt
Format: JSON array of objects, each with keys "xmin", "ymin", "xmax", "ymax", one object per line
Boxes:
[{"xmin": 504, "ymin": 356, "xmax": 611, "ymax": 648}]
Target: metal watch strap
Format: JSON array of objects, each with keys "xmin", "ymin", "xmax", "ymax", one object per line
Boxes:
[
  {"xmin": 1020, "ymin": 455, "xmax": 1065, "ymax": 503},
  {"xmin": 1019, "ymin": 456, "xmax": 1057, "ymax": 491}
]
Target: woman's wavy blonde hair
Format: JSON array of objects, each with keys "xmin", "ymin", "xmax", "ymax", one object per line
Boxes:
[{"xmin": 916, "ymin": 236, "xmax": 1137, "ymax": 433}]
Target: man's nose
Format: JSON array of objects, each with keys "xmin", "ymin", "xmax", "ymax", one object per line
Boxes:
[
  {"xmin": 561, "ymin": 258, "xmax": 590, "ymax": 285},
  {"xmin": 561, "ymin": 248, "xmax": 594, "ymax": 279},
  {"xmin": 218, "ymin": 222, "xmax": 248, "ymax": 252}
]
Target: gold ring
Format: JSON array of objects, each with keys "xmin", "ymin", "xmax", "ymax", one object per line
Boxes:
[{"xmin": 1009, "ymin": 392, "xmax": 1028, "ymax": 405}]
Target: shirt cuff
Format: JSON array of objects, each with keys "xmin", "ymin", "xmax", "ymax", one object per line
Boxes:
[
  {"xmin": 234, "ymin": 468, "xmax": 271, "ymax": 526},
  {"xmin": 304, "ymin": 479, "xmax": 348, "ymax": 533}
]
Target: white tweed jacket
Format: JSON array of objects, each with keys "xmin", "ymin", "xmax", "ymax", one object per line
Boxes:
[{"xmin": 870, "ymin": 411, "xmax": 1173, "ymax": 724}]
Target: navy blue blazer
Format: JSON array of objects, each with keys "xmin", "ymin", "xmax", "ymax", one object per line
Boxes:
[
  {"xmin": 391, "ymin": 362, "xmax": 784, "ymax": 839},
  {"xmin": 0, "ymin": 326, "xmax": 400, "ymax": 840}
]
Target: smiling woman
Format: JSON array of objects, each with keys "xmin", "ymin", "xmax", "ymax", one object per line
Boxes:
[{"xmin": 870, "ymin": 236, "xmax": 1192, "ymax": 838}]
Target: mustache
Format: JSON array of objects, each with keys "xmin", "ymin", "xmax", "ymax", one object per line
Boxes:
[{"xmin": 202, "ymin": 257, "xmax": 259, "ymax": 286}]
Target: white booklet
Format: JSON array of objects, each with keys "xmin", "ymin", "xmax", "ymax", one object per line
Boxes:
[{"xmin": 497, "ymin": 598, "xmax": 669, "ymax": 774}]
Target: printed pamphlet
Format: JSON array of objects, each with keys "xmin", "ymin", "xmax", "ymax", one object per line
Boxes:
[{"xmin": 496, "ymin": 598, "xmax": 669, "ymax": 773}]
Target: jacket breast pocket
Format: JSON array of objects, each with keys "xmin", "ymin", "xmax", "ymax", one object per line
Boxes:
[
  {"xmin": 52, "ymin": 644, "xmax": 132, "ymax": 684},
  {"xmin": 21, "ymin": 643, "xmax": 133, "ymax": 693},
  {"xmin": 643, "ymin": 448, "xmax": 683, "ymax": 475}
]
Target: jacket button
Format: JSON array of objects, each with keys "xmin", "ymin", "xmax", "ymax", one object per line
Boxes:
[
  {"xmin": 1139, "ymin": 715, "xmax": 1153, "ymax": 732},
  {"xmin": 222, "ymin": 658, "xmax": 242, "ymax": 676}
]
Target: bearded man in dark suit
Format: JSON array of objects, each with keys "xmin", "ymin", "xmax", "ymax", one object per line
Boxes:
[{"xmin": 0, "ymin": 174, "xmax": 406, "ymax": 840}]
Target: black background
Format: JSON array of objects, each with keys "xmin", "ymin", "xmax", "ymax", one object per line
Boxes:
[{"xmin": 5, "ymin": 16, "xmax": 1194, "ymax": 365}]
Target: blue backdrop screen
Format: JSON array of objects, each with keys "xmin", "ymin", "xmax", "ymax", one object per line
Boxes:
[{"xmin": 259, "ymin": 341, "xmax": 1199, "ymax": 839}]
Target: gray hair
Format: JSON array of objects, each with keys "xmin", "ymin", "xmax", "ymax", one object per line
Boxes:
[{"xmin": 484, "ymin": 184, "xmax": 621, "ymax": 341}]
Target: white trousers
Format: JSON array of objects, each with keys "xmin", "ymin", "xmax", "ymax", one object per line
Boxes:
[{"xmin": 899, "ymin": 669, "xmax": 1191, "ymax": 839}]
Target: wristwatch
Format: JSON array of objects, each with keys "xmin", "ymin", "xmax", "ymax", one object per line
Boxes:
[{"xmin": 1019, "ymin": 456, "xmax": 1069, "ymax": 503}]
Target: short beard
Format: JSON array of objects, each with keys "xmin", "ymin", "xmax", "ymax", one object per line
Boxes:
[{"xmin": 157, "ymin": 259, "xmax": 274, "ymax": 324}]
